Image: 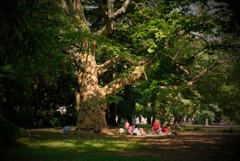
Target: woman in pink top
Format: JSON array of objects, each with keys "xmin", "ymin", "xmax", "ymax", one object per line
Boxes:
[{"xmin": 128, "ymin": 125, "xmax": 133, "ymax": 134}]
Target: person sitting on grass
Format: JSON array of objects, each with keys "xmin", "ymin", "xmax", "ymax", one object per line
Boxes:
[
  {"xmin": 162, "ymin": 125, "xmax": 168, "ymax": 134},
  {"xmin": 166, "ymin": 123, "xmax": 177, "ymax": 135},
  {"xmin": 166, "ymin": 123, "xmax": 171, "ymax": 134},
  {"xmin": 174, "ymin": 121, "xmax": 180, "ymax": 128},
  {"xmin": 124, "ymin": 120, "xmax": 130, "ymax": 134},
  {"xmin": 128, "ymin": 125, "xmax": 133, "ymax": 135},
  {"xmin": 152, "ymin": 120, "xmax": 161, "ymax": 134},
  {"xmin": 118, "ymin": 128, "xmax": 125, "ymax": 134},
  {"xmin": 132, "ymin": 124, "xmax": 141, "ymax": 136},
  {"xmin": 139, "ymin": 128, "xmax": 146, "ymax": 135}
]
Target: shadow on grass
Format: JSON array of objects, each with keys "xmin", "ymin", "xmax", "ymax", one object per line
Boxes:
[
  {"xmin": 1, "ymin": 144, "xmax": 163, "ymax": 161},
  {"xmin": 1, "ymin": 146, "xmax": 160, "ymax": 161},
  {"xmin": 1, "ymin": 130, "xmax": 161, "ymax": 161}
]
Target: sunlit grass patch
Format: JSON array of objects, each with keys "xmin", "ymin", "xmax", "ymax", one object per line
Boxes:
[
  {"xmin": 2, "ymin": 132, "xmax": 159, "ymax": 161},
  {"xmin": 17, "ymin": 133, "xmax": 141, "ymax": 153}
]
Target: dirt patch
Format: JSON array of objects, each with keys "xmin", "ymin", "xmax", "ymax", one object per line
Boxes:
[{"xmin": 107, "ymin": 127, "xmax": 240, "ymax": 161}]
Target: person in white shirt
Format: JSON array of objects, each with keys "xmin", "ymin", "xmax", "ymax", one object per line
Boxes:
[{"xmin": 132, "ymin": 124, "xmax": 141, "ymax": 136}]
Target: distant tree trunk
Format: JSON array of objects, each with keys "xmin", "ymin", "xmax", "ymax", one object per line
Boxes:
[
  {"xmin": 147, "ymin": 117, "xmax": 152, "ymax": 124},
  {"xmin": 205, "ymin": 117, "xmax": 209, "ymax": 126}
]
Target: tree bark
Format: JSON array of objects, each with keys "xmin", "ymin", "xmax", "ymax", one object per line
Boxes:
[
  {"xmin": 74, "ymin": 52, "xmax": 145, "ymax": 134},
  {"xmin": 74, "ymin": 53, "xmax": 110, "ymax": 134}
]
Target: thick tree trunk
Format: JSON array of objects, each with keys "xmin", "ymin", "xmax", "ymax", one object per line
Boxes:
[
  {"xmin": 74, "ymin": 53, "xmax": 112, "ymax": 134},
  {"xmin": 73, "ymin": 53, "xmax": 145, "ymax": 134},
  {"xmin": 76, "ymin": 102, "xmax": 111, "ymax": 134}
]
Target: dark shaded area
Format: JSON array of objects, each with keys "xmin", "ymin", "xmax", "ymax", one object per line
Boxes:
[{"xmin": 226, "ymin": 0, "xmax": 240, "ymax": 22}]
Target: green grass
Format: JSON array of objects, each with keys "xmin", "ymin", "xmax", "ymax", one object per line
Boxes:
[
  {"xmin": 3, "ymin": 125, "xmax": 239, "ymax": 161},
  {"xmin": 1, "ymin": 130, "xmax": 160, "ymax": 161},
  {"xmin": 2, "ymin": 148, "xmax": 157, "ymax": 161}
]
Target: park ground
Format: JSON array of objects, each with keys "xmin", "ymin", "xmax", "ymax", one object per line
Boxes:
[
  {"xmin": 1, "ymin": 124, "xmax": 240, "ymax": 161},
  {"xmin": 110, "ymin": 124, "xmax": 240, "ymax": 161}
]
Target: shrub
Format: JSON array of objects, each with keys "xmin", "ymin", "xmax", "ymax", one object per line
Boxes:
[{"xmin": 0, "ymin": 114, "xmax": 20, "ymax": 147}]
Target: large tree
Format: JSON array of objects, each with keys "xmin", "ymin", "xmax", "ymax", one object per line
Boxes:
[
  {"xmin": 61, "ymin": 0, "xmax": 150, "ymax": 134},
  {"xmin": 59, "ymin": 0, "xmax": 240, "ymax": 133}
]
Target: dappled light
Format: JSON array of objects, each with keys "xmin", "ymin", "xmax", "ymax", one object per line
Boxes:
[
  {"xmin": 1, "ymin": 127, "xmax": 240, "ymax": 161},
  {"xmin": 17, "ymin": 129, "xmax": 140, "ymax": 153}
]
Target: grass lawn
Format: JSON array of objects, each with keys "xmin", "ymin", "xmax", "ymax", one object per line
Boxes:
[
  {"xmin": 1, "ymin": 125, "xmax": 240, "ymax": 161},
  {"xmin": 1, "ymin": 128, "xmax": 160, "ymax": 161}
]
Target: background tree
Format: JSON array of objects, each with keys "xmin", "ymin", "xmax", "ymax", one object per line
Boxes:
[
  {"xmin": 0, "ymin": 0, "xmax": 78, "ymax": 131},
  {"xmin": 131, "ymin": 0, "xmax": 240, "ymax": 124}
]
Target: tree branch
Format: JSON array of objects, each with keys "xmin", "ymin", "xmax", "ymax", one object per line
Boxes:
[
  {"xmin": 100, "ymin": 66, "xmax": 145, "ymax": 95},
  {"xmin": 96, "ymin": 56, "xmax": 120, "ymax": 76},
  {"xmin": 95, "ymin": 0, "xmax": 132, "ymax": 35},
  {"xmin": 61, "ymin": 0, "xmax": 89, "ymax": 30},
  {"xmin": 159, "ymin": 56, "xmax": 240, "ymax": 90},
  {"xmin": 190, "ymin": 31, "xmax": 209, "ymax": 45},
  {"xmin": 113, "ymin": 0, "xmax": 132, "ymax": 17},
  {"xmin": 98, "ymin": 0, "xmax": 108, "ymax": 16},
  {"xmin": 187, "ymin": 56, "xmax": 240, "ymax": 87},
  {"xmin": 163, "ymin": 52, "xmax": 191, "ymax": 75},
  {"xmin": 97, "ymin": 55, "xmax": 149, "ymax": 76}
]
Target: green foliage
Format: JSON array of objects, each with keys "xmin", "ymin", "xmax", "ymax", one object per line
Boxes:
[
  {"xmin": 194, "ymin": 111, "xmax": 215, "ymax": 125},
  {"xmin": 0, "ymin": 0, "xmax": 78, "ymax": 129},
  {"xmin": 179, "ymin": 125, "xmax": 202, "ymax": 131},
  {"xmin": 127, "ymin": 0, "xmax": 240, "ymax": 125},
  {"xmin": 48, "ymin": 117, "xmax": 61, "ymax": 128}
]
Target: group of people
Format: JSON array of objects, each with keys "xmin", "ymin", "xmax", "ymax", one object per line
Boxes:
[
  {"xmin": 119, "ymin": 120, "xmax": 146, "ymax": 136},
  {"xmin": 120, "ymin": 120, "xmax": 177, "ymax": 136},
  {"xmin": 150, "ymin": 120, "xmax": 174, "ymax": 135}
]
